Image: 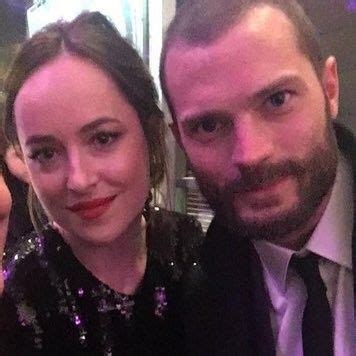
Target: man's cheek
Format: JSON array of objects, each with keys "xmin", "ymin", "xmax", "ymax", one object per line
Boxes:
[
  {"xmin": 194, "ymin": 166, "xmax": 221, "ymax": 185},
  {"xmin": 186, "ymin": 146, "xmax": 224, "ymax": 168}
]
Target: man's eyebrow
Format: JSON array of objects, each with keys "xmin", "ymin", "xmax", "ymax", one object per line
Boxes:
[
  {"xmin": 180, "ymin": 110, "xmax": 230, "ymax": 125},
  {"xmin": 252, "ymin": 74, "xmax": 305, "ymax": 102},
  {"xmin": 179, "ymin": 75, "xmax": 305, "ymax": 124}
]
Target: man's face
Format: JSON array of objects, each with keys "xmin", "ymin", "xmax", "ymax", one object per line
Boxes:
[{"xmin": 165, "ymin": 6, "xmax": 339, "ymax": 242}]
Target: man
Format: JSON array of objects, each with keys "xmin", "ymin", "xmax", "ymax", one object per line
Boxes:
[{"xmin": 160, "ymin": 0, "xmax": 355, "ymax": 355}]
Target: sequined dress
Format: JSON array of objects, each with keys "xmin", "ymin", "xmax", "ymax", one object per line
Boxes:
[{"xmin": 0, "ymin": 208, "xmax": 203, "ymax": 355}]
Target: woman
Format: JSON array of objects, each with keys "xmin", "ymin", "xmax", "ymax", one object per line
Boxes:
[
  {"xmin": 0, "ymin": 12, "xmax": 203, "ymax": 355},
  {"xmin": 0, "ymin": 129, "xmax": 12, "ymax": 292}
]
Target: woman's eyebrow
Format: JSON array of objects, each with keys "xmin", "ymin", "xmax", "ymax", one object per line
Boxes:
[
  {"xmin": 25, "ymin": 135, "xmax": 57, "ymax": 147},
  {"xmin": 79, "ymin": 117, "xmax": 120, "ymax": 135}
]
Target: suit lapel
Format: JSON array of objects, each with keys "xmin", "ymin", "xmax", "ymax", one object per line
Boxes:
[
  {"xmin": 351, "ymin": 134, "xmax": 356, "ymax": 318},
  {"xmin": 199, "ymin": 218, "xmax": 275, "ymax": 355},
  {"xmin": 248, "ymin": 245, "xmax": 276, "ymax": 356},
  {"xmin": 334, "ymin": 124, "xmax": 356, "ymax": 315}
]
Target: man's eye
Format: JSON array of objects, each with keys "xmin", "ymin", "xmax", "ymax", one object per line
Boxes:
[
  {"xmin": 266, "ymin": 91, "xmax": 292, "ymax": 108},
  {"xmin": 201, "ymin": 117, "xmax": 224, "ymax": 133},
  {"xmin": 186, "ymin": 116, "xmax": 231, "ymax": 143}
]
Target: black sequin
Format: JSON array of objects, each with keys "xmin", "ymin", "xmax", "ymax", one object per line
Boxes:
[{"xmin": 0, "ymin": 209, "xmax": 204, "ymax": 355}]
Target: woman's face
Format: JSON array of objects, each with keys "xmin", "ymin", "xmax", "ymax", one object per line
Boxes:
[{"xmin": 14, "ymin": 54, "xmax": 150, "ymax": 246}]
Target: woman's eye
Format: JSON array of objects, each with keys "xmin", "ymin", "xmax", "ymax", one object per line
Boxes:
[
  {"xmin": 28, "ymin": 148, "xmax": 56, "ymax": 164},
  {"xmin": 92, "ymin": 131, "xmax": 120, "ymax": 147}
]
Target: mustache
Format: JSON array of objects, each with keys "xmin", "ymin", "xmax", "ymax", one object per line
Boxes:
[{"xmin": 229, "ymin": 161, "xmax": 306, "ymax": 193}]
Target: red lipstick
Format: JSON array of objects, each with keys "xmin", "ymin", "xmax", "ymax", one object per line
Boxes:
[{"xmin": 66, "ymin": 195, "xmax": 116, "ymax": 220}]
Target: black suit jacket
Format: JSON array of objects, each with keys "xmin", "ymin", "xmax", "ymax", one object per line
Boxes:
[{"xmin": 184, "ymin": 124, "xmax": 356, "ymax": 356}]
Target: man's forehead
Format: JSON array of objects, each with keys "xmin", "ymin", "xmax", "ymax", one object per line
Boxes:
[
  {"xmin": 165, "ymin": 5, "xmax": 299, "ymax": 72},
  {"xmin": 163, "ymin": 4, "xmax": 322, "ymax": 123},
  {"xmin": 165, "ymin": 5, "xmax": 301, "ymax": 90},
  {"xmin": 237, "ymin": 4, "xmax": 296, "ymax": 37}
]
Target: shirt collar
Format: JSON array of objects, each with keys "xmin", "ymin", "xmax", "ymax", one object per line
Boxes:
[
  {"xmin": 306, "ymin": 153, "xmax": 353, "ymax": 270},
  {"xmin": 253, "ymin": 239, "xmax": 294, "ymax": 293},
  {"xmin": 253, "ymin": 152, "xmax": 353, "ymax": 293}
]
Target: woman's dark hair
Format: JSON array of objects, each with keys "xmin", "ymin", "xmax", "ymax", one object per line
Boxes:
[
  {"xmin": 0, "ymin": 100, "xmax": 33, "ymax": 246},
  {"xmin": 4, "ymin": 11, "xmax": 166, "ymax": 229},
  {"xmin": 0, "ymin": 99, "xmax": 8, "ymax": 172}
]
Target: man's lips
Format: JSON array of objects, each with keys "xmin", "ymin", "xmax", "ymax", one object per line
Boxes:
[
  {"xmin": 66, "ymin": 196, "xmax": 117, "ymax": 211},
  {"xmin": 236, "ymin": 177, "xmax": 288, "ymax": 195}
]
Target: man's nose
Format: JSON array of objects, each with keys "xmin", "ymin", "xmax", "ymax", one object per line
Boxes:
[
  {"xmin": 231, "ymin": 114, "xmax": 274, "ymax": 167},
  {"xmin": 66, "ymin": 150, "xmax": 98, "ymax": 193}
]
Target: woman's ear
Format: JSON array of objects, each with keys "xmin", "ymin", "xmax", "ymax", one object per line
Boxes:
[{"xmin": 5, "ymin": 145, "xmax": 30, "ymax": 183}]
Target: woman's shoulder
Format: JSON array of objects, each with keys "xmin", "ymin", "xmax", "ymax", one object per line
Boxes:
[
  {"xmin": 4, "ymin": 230, "xmax": 45, "ymax": 287},
  {"xmin": 149, "ymin": 206, "xmax": 203, "ymax": 238},
  {"xmin": 3, "ymin": 226, "xmax": 67, "ymax": 300},
  {"xmin": 1, "ymin": 230, "xmax": 54, "ymax": 352},
  {"xmin": 147, "ymin": 207, "xmax": 204, "ymax": 277}
]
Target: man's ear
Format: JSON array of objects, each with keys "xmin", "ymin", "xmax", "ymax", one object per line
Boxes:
[
  {"xmin": 169, "ymin": 121, "xmax": 184, "ymax": 149},
  {"xmin": 5, "ymin": 145, "xmax": 30, "ymax": 183},
  {"xmin": 322, "ymin": 56, "xmax": 339, "ymax": 120}
]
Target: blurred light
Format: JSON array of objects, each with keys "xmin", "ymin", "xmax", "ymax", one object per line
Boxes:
[{"xmin": 347, "ymin": 0, "xmax": 356, "ymax": 11}]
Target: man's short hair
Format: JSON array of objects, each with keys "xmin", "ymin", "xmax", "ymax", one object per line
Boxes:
[{"xmin": 160, "ymin": 0, "xmax": 324, "ymax": 121}]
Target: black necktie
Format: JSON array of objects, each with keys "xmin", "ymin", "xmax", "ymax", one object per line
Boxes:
[{"xmin": 291, "ymin": 254, "xmax": 334, "ymax": 356}]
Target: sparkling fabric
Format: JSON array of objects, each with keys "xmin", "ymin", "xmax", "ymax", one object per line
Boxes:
[{"xmin": 0, "ymin": 208, "xmax": 203, "ymax": 355}]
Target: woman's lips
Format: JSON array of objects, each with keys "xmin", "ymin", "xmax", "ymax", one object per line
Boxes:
[{"xmin": 66, "ymin": 195, "xmax": 116, "ymax": 220}]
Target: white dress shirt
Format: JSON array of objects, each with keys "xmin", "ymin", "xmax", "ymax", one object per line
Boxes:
[{"xmin": 253, "ymin": 153, "xmax": 355, "ymax": 356}]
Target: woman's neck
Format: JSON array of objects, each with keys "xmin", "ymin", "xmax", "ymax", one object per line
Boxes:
[{"xmin": 60, "ymin": 214, "xmax": 148, "ymax": 295}]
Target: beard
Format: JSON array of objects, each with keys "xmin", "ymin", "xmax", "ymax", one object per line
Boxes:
[{"xmin": 191, "ymin": 120, "xmax": 338, "ymax": 241}]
